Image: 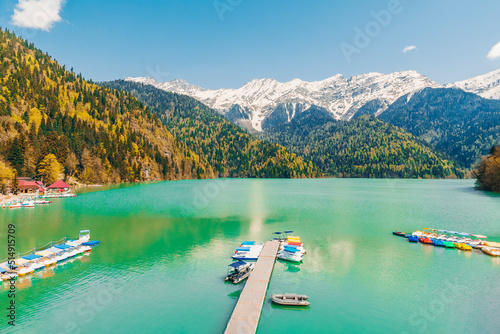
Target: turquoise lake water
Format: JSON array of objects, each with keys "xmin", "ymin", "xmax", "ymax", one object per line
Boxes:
[{"xmin": 1, "ymin": 179, "xmax": 499, "ymax": 333}]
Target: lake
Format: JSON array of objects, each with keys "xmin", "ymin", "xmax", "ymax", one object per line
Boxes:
[{"xmin": 1, "ymin": 179, "xmax": 499, "ymax": 333}]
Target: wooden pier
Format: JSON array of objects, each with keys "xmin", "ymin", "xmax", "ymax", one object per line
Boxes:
[{"xmin": 224, "ymin": 240, "xmax": 280, "ymax": 334}]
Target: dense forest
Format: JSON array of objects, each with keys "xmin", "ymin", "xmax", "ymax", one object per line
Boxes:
[
  {"xmin": 474, "ymin": 146, "xmax": 500, "ymax": 192},
  {"xmin": 262, "ymin": 110, "xmax": 465, "ymax": 179},
  {"xmin": 0, "ymin": 28, "xmax": 215, "ymax": 188},
  {"xmin": 103, "ymin": 80, "xmax": 321, "ymax": 178},
  {"xmin": 379, "ymin": 87, "xmax": 500, "ymax": 169}
]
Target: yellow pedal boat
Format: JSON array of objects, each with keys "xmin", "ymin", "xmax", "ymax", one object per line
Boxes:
[{"xmin": 454, "ymin": 243, "xmax": 472, "ymax": 251}]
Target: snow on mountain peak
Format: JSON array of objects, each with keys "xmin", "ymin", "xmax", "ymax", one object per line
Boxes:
[
  {"xmin": 125, "ymin": 69, "xmax": 500, "ymax": 131},
  {"xmin": 447, "ymin": 68, "xmax": 500, "ymax": 99}
]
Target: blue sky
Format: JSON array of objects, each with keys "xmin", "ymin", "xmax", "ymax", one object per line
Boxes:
[{"xmin": 1, "ymin": 0, "xmax": 500, "ymax": 89}]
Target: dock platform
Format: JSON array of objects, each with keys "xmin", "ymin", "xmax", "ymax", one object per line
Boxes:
[{"xmin": 224, "ymin": 240, "xmax": 280, "ymax": 334}]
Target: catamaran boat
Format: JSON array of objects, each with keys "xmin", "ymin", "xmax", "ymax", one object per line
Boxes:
[
  {"xmin": 43, "ymin": 246, "xmax": 70, "ymax": 262},
  {"xmin": 225, "ymin": 261, "xmax": 255, "ymax": 284},
  {"xmin": 0, "ymin": 263, "xmax": 18, "ymax": 281},
  {"xmin": 21, "ymin": 254, "xmax": 46, "ymax": 270},
  {"xmin": 14, "ymin": 259, "xmax": 35, "ymax": 276},
  {"xmin": 277, "ymin": 247, "xmax": 303, "ymax": 263},
  {"xmin": 279, "ymin": 243, "xmax": 306, "ymax": 254},
  {"xmin": 232, "ymin": 242, "xmax": 264, "ymax": 260},
  {"xmin": 35, "ymin": 250, "xmax": 58, "ymax": 266}
]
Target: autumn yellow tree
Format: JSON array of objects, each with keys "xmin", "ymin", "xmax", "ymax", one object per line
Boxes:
[
  {"xmin": 38, "ymin": 154, "xmax": 63, "ymax": 185},
  {"xmin": 0, "ymin": 158, "xmax": 14, "ymax": 194}
]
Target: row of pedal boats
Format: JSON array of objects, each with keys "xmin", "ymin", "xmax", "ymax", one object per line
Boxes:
[
  {"xmin": 0, "ymin": 230, "xmax": 100, "ymax": 281},
  {"xmin": 226, "ymin": 235, "xmax": 307, "ymax": 284},
  {"xmin": 4, "ymin": 199, "xmax": 52, "ymax": 209},
  {"xmin": 231, "ymin": 236, "xmax": 306, "ymax": 263},
  {"xmin": 393, "ymin": 230, "xmax": 500, "ymax": 256}
]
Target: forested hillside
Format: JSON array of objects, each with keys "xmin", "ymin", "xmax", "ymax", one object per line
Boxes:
[
  {"xmin": 103, "ymin": 80, "xmax": 321, "ymax": 178},
  {"xmin": 379, "ymin": 88, "xmax": 500, "ymax": 169},
  {"xmin": 0, "ymin": 28, "xmax": 214, "ymax": 185},
  {"xmin": 262, "ymin": 112, "xmax": 465, "ymax": 179}
]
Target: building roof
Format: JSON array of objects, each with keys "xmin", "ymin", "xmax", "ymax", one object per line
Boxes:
[
  {"xmin": 18, "ymin": 180, "xmax": 39, "ymax": 189},
  {"xmin": 48, "ymin": 180, "xmax": 70, "ymax": 189}
]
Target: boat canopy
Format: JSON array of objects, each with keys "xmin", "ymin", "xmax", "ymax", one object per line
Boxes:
[
  {"xmin": 284, "ymin": 231, "xmax": 294, "ymax": 233},
  {"xmin": 45, "ymin": 247, "xmax": 64, "ymax": 254},
  {"xmin": 285, "ymin": 244, "xmax": 299, "ymax": 249},
  {"xmin": 284, "ymin": 246, "xmax": 300, "ymax": 253},
  {"xmin": 273, "ymin": 232, "xmax": 282, "ymax": 235},
  {"xmin": 0, "ymin": 267, "xmax": 6, "ymax": 273},
  {"xmin": 0, "ymin": 262, "xmax": 18, "ymax": 270},
  {"xmin": 36, "ymin": 250, "xmax": 54, "ymax": 257},
  {"xmin": 54, "ymin": 244, "xmax": 72, "ymax": 250},
  {"xmin": 14, "ymin": 258, "xmax": 31, "ymax": 265},
  {"xmin": 240, "ymin": 241, "xmax": 255, "ymax": 245},
  {"xmin": 229, "ymin": 261, "xmax": 247, "ymax": 268},
  {"xmin": 236, "ymin": 247, "xmax": 251, "ymax": 252},
  {"xmin": 22, "ymin": 254, "xmax": 42, "ymax": 261},
  {"xmin": 66, "ymin": 241, "xmax": 80, "ymax": 246}
]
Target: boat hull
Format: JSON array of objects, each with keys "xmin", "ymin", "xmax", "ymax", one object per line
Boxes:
[{"xmin": 271, "ymin": 294, "xmax": 310, "ymax": 306}]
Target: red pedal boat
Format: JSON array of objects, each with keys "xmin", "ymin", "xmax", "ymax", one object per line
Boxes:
[{"xmin": 419, "ymin": 237, "xmax": 433, "ymax": 244}]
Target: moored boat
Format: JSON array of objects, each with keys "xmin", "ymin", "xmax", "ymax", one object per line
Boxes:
[
  {"xmin": 482, "ymin": 247, "xmax": 500, "ymax": 257},
  {"xmin": 14, "ymin": 258, "xmax": 35, "ymax": 276},
  {"xmin": 34, "ymin": 199, "xmax": 52, "ymax": 205},
  {"xmin": 0, "ymin": 262, "xmax": 19, "ymax": 281},
  {"xmin": 393, "ymin": 231, "xmax": 407, "ymax": 237},
  {"xmin": 454, "ymin": 243, "xmax": 472, "ymax": 251},
  {"xmin": 443, "ymin": 241, "xmax": 455, "ymax": 248},
  {"xmin": 271, "ymin": 293, "xmax": 310, "ymax": 306},
  {"xmin": 277, "ymin": 247, "xmax": 303, "ymax": 263},
  {"xmin": 408, "ymin": 235, "xmax": 419, "ymax": 242},
  {"xmin": 21, "ymin": 201, "xmax": 35, "ymax": 207},
  {"xmin": 225, "ymin": 261, "xmax": 255, "ymax": 284},
  {"xmin": 431, "ymin": 239, "xmax": 445, "ymax": 247},
  {"xmin": 419, "ymin": 237, "xmax": 433, "ymax": 244}
]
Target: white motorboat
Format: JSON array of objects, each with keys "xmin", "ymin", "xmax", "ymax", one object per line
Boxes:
[
  {"xmin": 277, "ymin": 250, "xmax": 303, "ymax": 263},
  {"xmin": 21, "ymin": 201, "xmax": 35, "ymax": 207}
]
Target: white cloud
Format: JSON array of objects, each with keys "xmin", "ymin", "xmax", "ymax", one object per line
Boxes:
[
  {"xmin": 402, "ymin": 45, "xmax": 417, "ymax": 53},
  {"xmin": 487, "ymin": 41, "xmax": 500, "ymax": 60},
  {"xmin": 11, "ymin": 0, "xmax": 65, "ymax": 31}
]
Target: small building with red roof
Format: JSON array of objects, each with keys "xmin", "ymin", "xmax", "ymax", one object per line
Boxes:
[
  {"xmin": 48, "ymin": 180, "xmax": 70, "ymax": 192},
  {"xmin": 18, "ymin": 178, "xmax": 39, "ymax": 193}
]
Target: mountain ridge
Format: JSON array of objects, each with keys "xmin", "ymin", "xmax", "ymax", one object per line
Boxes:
[{"xmin": 126, "ymin": 68, "xmax": 500, "ymax": 132}]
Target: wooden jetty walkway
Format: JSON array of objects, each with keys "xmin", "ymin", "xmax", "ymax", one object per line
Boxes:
[{"xmin": 224, "ymin": 240, "xmax": 280, "ymax": 334}]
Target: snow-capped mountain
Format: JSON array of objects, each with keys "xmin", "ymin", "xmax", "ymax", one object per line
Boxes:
[
  {"xmin": 126, "ymin": 68, "xmax": 499, "ymax": 131},
  {"xmin": 446, "ymin": 68, "xmax": 500, "ymax": 99}
]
